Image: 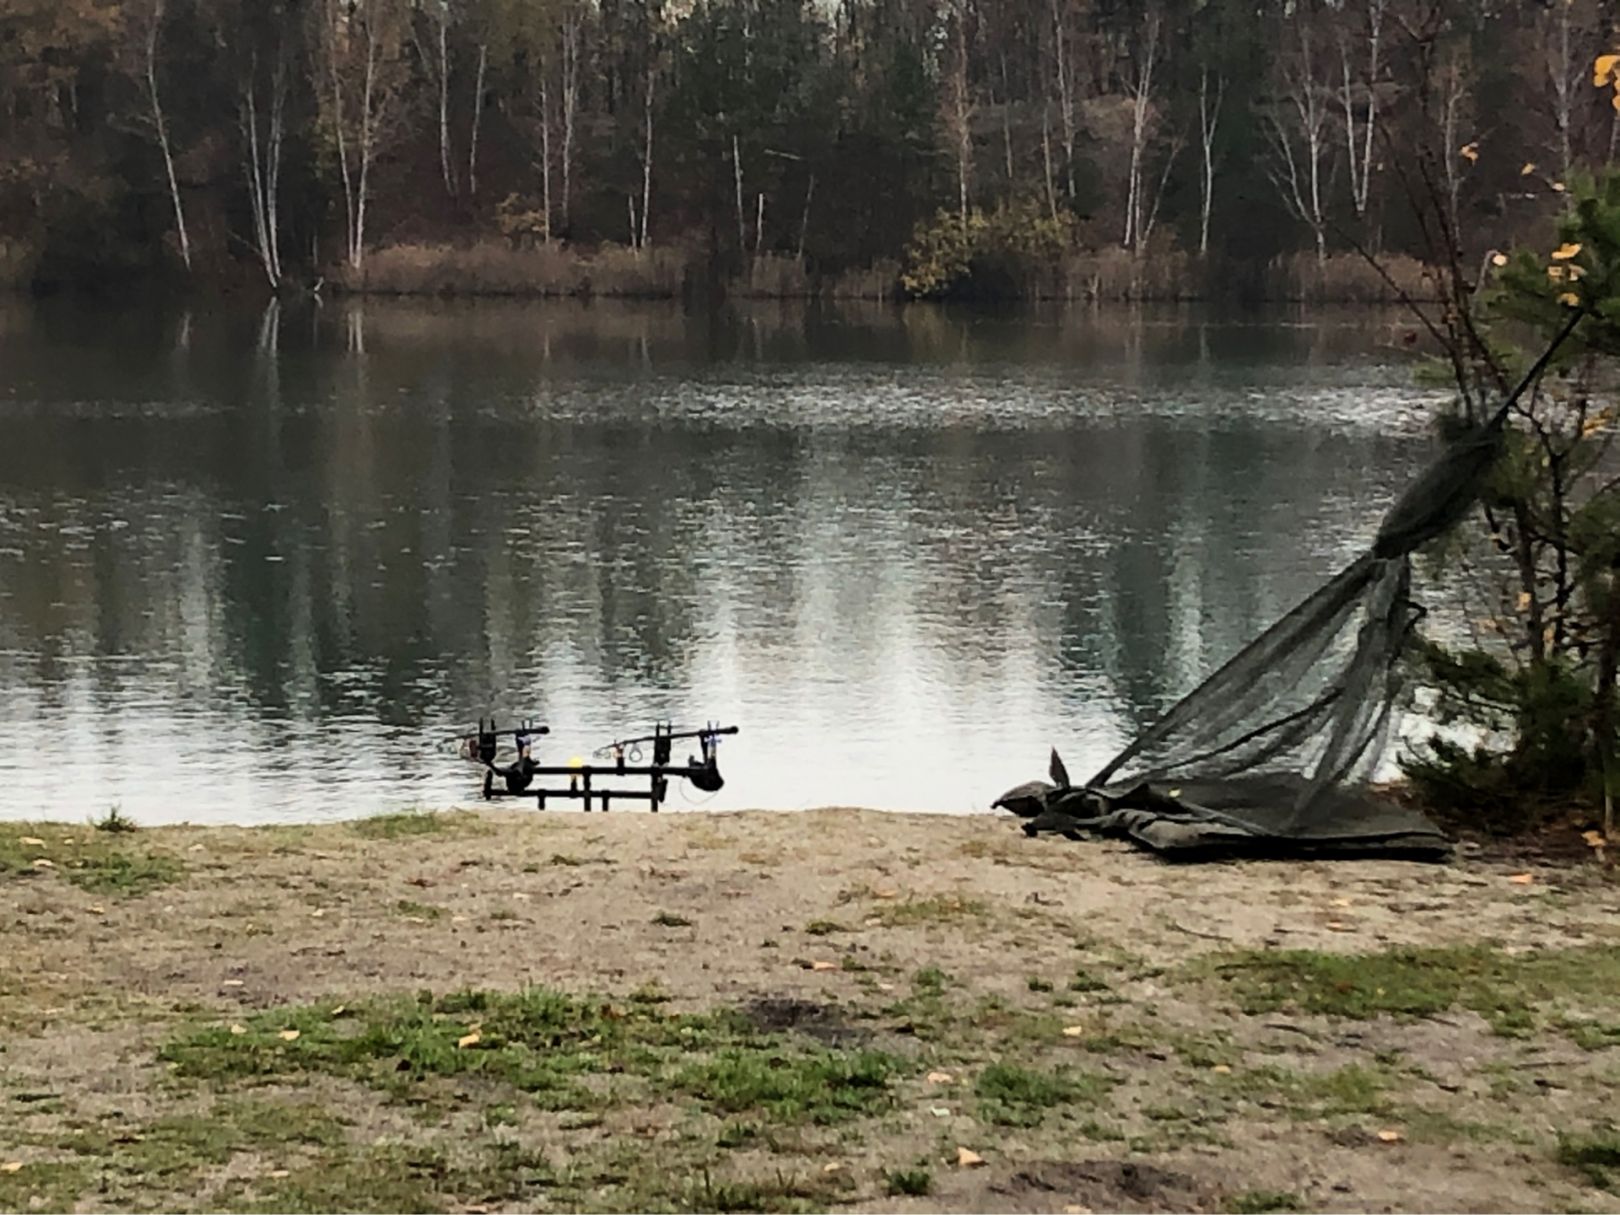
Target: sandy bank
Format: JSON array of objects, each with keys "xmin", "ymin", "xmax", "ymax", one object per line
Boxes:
[{"xmin": 2, "ymin": 807, "xmax": 1618, "ymax": 1213}]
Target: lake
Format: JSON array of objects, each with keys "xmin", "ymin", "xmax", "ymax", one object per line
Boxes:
[{"xmin": 0, "ymin": 296, "xmax": 1448, "ymax": 824}]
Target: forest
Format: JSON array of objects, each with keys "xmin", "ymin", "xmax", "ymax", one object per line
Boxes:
[{"xmin": 0, "ymin": 0, "xmax": 1617, "ymax": 298}]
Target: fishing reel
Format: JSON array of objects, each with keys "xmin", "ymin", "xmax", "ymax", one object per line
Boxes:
[{"xmin": 451, "ymin": 718, "xmax": 551, "ymax": 796}]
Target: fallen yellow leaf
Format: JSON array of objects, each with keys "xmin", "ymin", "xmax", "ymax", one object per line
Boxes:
[
  {"xmin": 88, "ymin": 905, "xmax": 105, "ymax": 915},
  {"xmin": 330, "ymin": 1004, "xmax": 347, "ymax": 1017},
  {"xmin": 458, "ymin": 1030, "xmax": 482, "ymax": 1049},
  {"xmin": 1552, "ymin": 181, "xmax": 1568, "ymax": 193},
  {"xmin": 268, "ymin": 1169, "xmax": 290, "ymax": 1179},
  {"xmin": 822, "ymin": 1162, "xmax": 844, "ymax": 1174},
  {"xmin": 1211, "ymin": 1064, "xmax": 1232, "ymax": 1075},
  {"xmin": 1558, "ymin": 292, "xmax": 1581, "ymax": 307},
  {"xmin": 873, "ymin": 889, "xmax": 899, "ymax": 900},
  {"xmin": 1, "ymin": 1162, "xmax": 22, "ymax": 1174},
  {"xmin": 32, "ymin": 858, "xmax": 55, "ymax": 870},
  {"xmin": 1596, "ymin": 53, "xmax": 1620, "ymax": 87},
  {"xmin": 1507, "ymin": 873, "xmax": 1535, "ymax": 885},
  {"xmin": 1376, "ymin": 1129, "xmax": 1405, "ymax": 1143},
  {"xmin": 278, "ymin": 1029, "xmax": 300, "ymax": 1042},
  {"xmin": 229, "ymin": 1023, "xmax": 247, "ymax": 1036},
  {"xmin": 222, "ymin": 979, "xmax": 245, "ymax": 988},
  {"xmin": 1583, "ymin": 831, "xmax": 1607, "ymax": 848},
  {"xmin": 1330, "ymin": 898, "xmax": 1351, "ymax": 908},
  {"xmin": 926, "ymin": 1070, "xmax": 955, "ymax": 1085},
  {"xmin": 1061, "ymin": 1025, "xmax": 1087, "ymax": 1038},
  {"xmin": 1547, "ymin": 264, "xmax": 1567, "ymax": 281},
  {"xmin": 1552, "ymin": 242, "xmax": 1582, "ymax": 261},
  {"xmin": 1459, "ymin": 142, "xmax": 1479, "ymax": 162},
  {"xmin": 810, "ymin": 960, "xmax": 838, "ymax": 972},
  {"xmin": 1522, "ymin": 162, "xmax": 1537, "ymax": 176},
  {"xmin": 19, "ymin": 836, "xmax": 44, "ymax": 847},
  {"xmin": 956, "ymin": 1147, "xmax": 985, "ymax": 1168},
  {"xmin": 1491, "ymin": 252, "xmax": 1509, "ymax": 267}
]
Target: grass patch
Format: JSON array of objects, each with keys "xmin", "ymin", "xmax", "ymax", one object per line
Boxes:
[
  {"xmin": 160, "ymin": 986, "xmax": 904, "ymax": 1128},
  {"xmin": 1209, "ymin": 1063, "xmax": 1394, "ymax": 1120},
  {"xmin": 349, "ymin": 810, "xmax": 465, "ymax": 840},
  {"xmin": 884, "ymin": 1166, "xmax": 932, "ymax": 1196},
  {"xmin": 1225, "ymin": 1191, "xmax": 1304, "ymax": 1213},
  {"xmin": 653, "ymin": 911, "xmax": 694, "ymax": 928},
  {"xmin": 394, "ymin": 900, "xmax": 444, "ymax": 922},
  {"xmin": 674, "ymin": 1048, "xmax": 900, "ymax": 1124},
  {"xmin": 92, "ymin": 805, "xmax": 139, "ymax": 834},
  {"xmin": 1205, "ymin": 943, "xmax": 1620, "ymax": 1036},
  {"xmin": 0, "ymin": 823, "xmax": 181, "ymax": 896},
  {"xmin": 0, "ymin": 1162, "xmax": 89, "ymax": 1213},
  {"xmin": 804, "ymin": 920, "xmax": 848, "ymax": 936},
  {"xmin": 1557, "ymin": 1127, "xmax": 1620, "ymax": 1191},
  {"xmin": 869, "ymin": 894, "xmax": 989, "ymax": 928},
  {"xmin": 974, "ymin": 1061, "xmax": 1114, "ymax": 1127}
]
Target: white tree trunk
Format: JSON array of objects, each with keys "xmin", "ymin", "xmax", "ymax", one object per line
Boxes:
[
  {"xmin": 1439, "ymin": 53, "xmax": 1469, "ymax": 247},
  {"xmin": 797, "ymin": 173, "xmax": 814, "ymax": 260},
  {"xmin": 946, "ymin": 11, "xmax": 972, "ymax": 225},
  {"xmin": 1337, "ymin": 0, "xmax": 1384, "ymax": 219},
  {"xmin": 1123, "ymin": 8, "xmax": 1161, "ymax": 250},
  {"xmin": 1197, "ymin": 67, "xmax": 1224, "ymax": 256},
  {"xmin": 559, "ymin": 13, "xmax": 579, "ymax": 233},
  {"xmin": 1050, "ymin": 0, "xmax": 1076, "ymax": 200},
  {"xmin": 1265, "ymin": 11, "xmax": 1331, "ymax": 265},
  {"xmin": 467, "ymin": 42, "xmax": 487, "ymax": 197},
  {"xmin": 353, "ymin": 19, "xmax": 378, "ymax": 272},
  {"xmin": 243, "ymin": 48, "xmax": 286, "ymax": 288},
  {"xmin": 1041, "ymin": 104, "xmax": 1058, "ymax": 222},
  {"xmin": 733, "ymin": 133, "xmax": 746, "ymax": 261},
  {"xmin": 639, "ymin": 59, "xmax": 654, "ymax": 249},
  {"xmin": 1545, "ymin": 0, "xmax": 1575, "ymax": 184},
  {"xmin": 141, "ymin": 0, "xmax": 191, "ymax": 271},
  {"xmin": 539, "ymin": 64, "xmax": 552, "ymax": 243},
  {"xmin": 436, "ymin": 7, "xmax": 454, "ymax": 197}
]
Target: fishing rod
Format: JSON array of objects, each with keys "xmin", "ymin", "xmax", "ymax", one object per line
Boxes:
[{"xmin": 450, "ymin": 715, "xmax": 740, "ymax": 810}]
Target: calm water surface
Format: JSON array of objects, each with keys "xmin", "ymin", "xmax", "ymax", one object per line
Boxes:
[{"xmin": 0, "ymin": 297, "xmax": 1447, "ymax": 823}]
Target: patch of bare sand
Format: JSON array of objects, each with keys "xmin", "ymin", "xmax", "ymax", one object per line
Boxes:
[{"xmin": 4, "ymin": 807, "xmax": 1620, "ymax": 1213}]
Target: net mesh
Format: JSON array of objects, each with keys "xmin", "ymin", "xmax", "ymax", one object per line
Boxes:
[{"xmin": 1006, "ymin": 315, "xmax": 1583, "ymax": 858}]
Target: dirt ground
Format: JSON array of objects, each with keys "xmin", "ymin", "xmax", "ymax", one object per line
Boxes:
[{"xmin": 4, "ymin": 806, "xmax": 1620, "ymax": 1214}]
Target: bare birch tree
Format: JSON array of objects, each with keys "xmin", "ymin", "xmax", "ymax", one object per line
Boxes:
[
  {"xmin": 319, "ymin": 0, "xmax": 407, "ymax": 274},
  {"xmin": 1049, "ymin": 0, "xmax": 1076, "ymax": 201},
  {"xmin": 467, "ymin": 40, "xmax": 487, "ymax": 197},
  {"xmin": 638, "ymin": 56, "xmax": 655, "ymax": 250},
  {"xmin": 1336, "ymin": 0, "xmax": 1385, "ymax": 221},
  {"xmin": 1197, "ymin": 65, "xmax": 1224, "ymax": 256},
  {"xmin": 240, "ymin": 45, "xmax": 287, "ymax": 288},
  {"xmin": 1540, "ymin": 0, "xmax": 1580, "ymax": 186},
  {"xmin": 1263, "ymin": 5, "xmax": 1333, "ymax": 264},
  {"xmin": 125, "ymin": 0, "xmax": 192, "ymax": 271},
  {"xmin": 1122, "ymin": 5, "xmax": 1163, "ymax": 251},
  {"xmin": 558, "ymin": 7, "xmax": 580, "ymax": 234},
  {"xmin": 1436, "ymin": 46, "xmax": 1471, "ymax": 251},
  {"xmin": 943, "ymin": 3, "xmax": 973, "ymax": 225}
]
